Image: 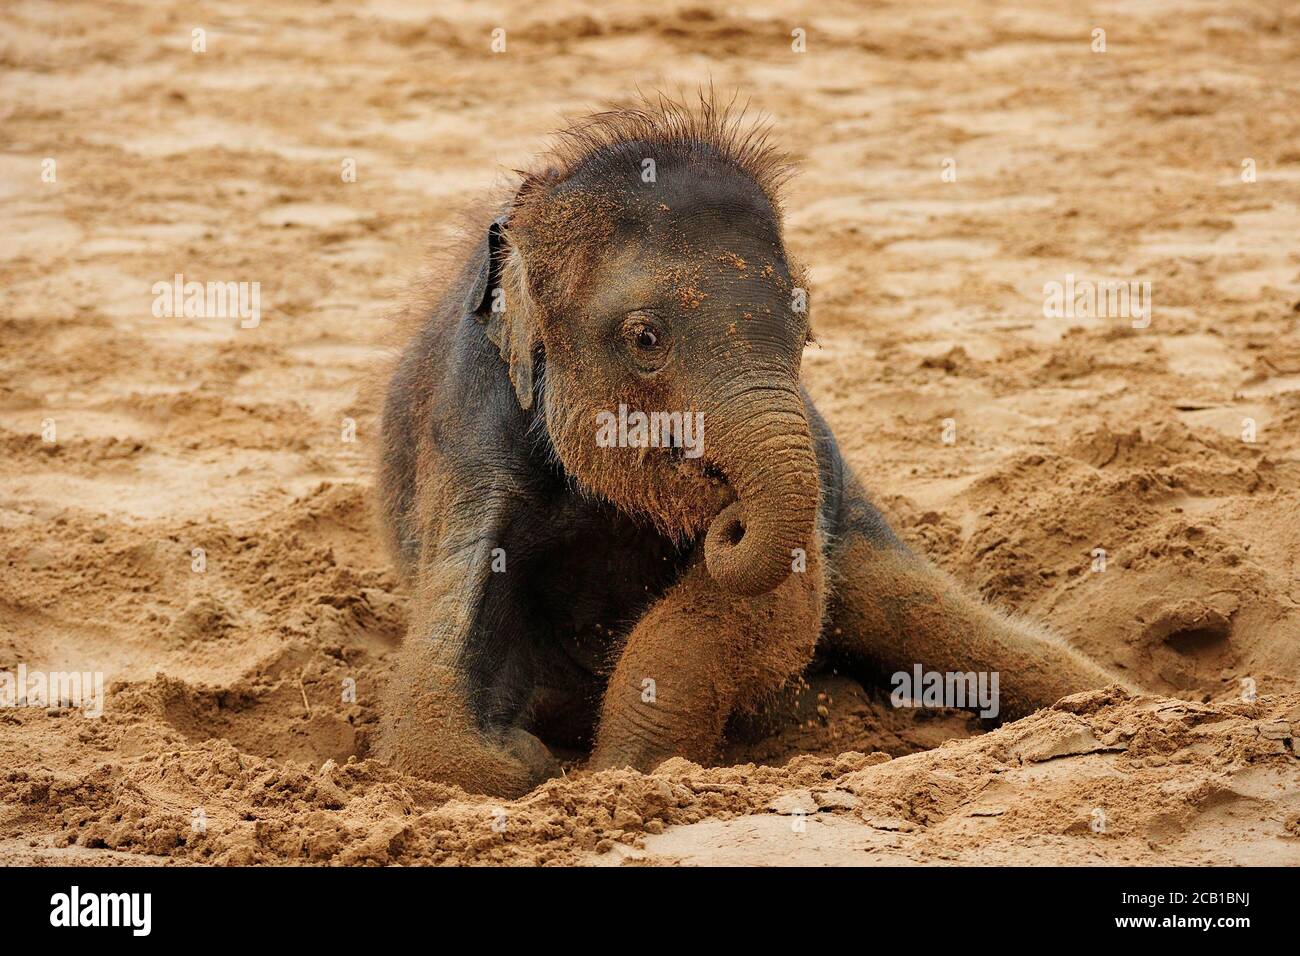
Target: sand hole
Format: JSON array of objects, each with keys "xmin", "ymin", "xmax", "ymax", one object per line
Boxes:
[{"xmin": 1165, "ymin": 622, "xmax": 1231, "ymax": 656}]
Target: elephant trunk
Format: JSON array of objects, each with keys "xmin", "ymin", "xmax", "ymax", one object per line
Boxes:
[{"xmin": 701, "ymin": 385, "xmax": 820, "ymax": 596}]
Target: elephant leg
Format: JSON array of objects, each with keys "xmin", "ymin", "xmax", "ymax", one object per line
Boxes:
[
  {"xmin": 379, "ymin": 501, "xmax": 560, "ymax": 798},
  {"xmin": 589, "ymin": 543, "xmax": 825, "ymax": 773},
  {"xmin": 381, "ymin": 640, "xmax": 559, "ymax": 798},
  {"xmin": 823, "ymin": 500, "xmax": 1129, "ymax": 722}
]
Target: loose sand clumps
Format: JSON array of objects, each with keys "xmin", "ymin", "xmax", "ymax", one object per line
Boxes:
[{"xmin": 3, "ymin": 684, "xmax": 1297, "ymax": 865}]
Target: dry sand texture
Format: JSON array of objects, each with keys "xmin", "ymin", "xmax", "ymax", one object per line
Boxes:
[{"xmin": 1, "ymin": 0, "xmax": 1299, "ymax": 865}]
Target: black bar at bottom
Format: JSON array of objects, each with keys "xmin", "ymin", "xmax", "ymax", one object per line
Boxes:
[{"xmin": 0, "ymin": 865, "xmax": 1277, "ymax": 940}]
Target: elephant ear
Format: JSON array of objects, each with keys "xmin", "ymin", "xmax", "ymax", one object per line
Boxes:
[{"xmin": 466, "ymin": 214, "xmax": 538, "ymax": 410}]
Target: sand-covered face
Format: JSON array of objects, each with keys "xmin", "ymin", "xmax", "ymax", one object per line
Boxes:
[{"xmin": 513, "ymin": 172, "xmax": 820, "ymax": 593}]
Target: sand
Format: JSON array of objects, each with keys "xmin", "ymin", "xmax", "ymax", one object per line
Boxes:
[{"xmin": 1, "ymin": 0, "xmax": 1298, "ymax": 866}]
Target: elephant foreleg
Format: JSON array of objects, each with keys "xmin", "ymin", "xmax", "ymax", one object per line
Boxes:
[
  {"xmin": 381, "ymin": 647, "xmax": 559, "ymax": 797},
  {"xmin": 379, "ymin": 496, "xmax": 560, "ymax": 797},
  {"xmin": 589, "ymin": 543, "xmax": 825, "ymax": 772}
]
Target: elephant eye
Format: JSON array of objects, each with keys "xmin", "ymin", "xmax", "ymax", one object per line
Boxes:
[{"xmin": 619, "ymin": 314, "xmax": 669, "ymax": 367}]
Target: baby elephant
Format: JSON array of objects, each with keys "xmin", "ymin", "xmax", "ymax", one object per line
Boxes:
[{"xmin": 376, "ymin": 97, "xmax": 1121, "ymax": 796}]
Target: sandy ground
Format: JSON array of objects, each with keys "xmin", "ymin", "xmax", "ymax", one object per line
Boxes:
[{"xmin": 2, "ymin": 0, "xmax": 1299, "ymax": 866}]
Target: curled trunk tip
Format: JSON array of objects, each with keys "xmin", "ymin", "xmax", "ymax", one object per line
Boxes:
[
  {"xmin": 704, "ymin": 501, "xmax": 803, "ymax": 596},
  {"xmin": 698, "ymin": 390, "xmax": 819, "ymax": 596}
]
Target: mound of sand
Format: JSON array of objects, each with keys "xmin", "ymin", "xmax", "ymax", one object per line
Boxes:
[
  {"xmin": 2, "ymin": 0, "xmax": 1298, "ymax": 864},
  {"xmin": 2, "ymin": 684, "xmax": 1297, "ymax": 865}
]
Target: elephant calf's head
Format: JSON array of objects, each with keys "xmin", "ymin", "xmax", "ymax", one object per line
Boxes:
[{"xmin": 469, "ymin": 96, "xmax": 819, "ymax": 596}]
